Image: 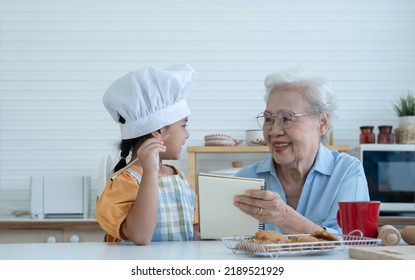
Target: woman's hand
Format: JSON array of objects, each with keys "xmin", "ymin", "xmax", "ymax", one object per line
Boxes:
[
  {"xmin": 234, "ymin": 189, "xmax": 324, "ymax": 234},
  {"xmin": 234, "ymin": 189, "xmax": 289, "ymax": 225}
]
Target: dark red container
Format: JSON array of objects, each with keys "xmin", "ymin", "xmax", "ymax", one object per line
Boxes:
[
  {"xmin": 360, "ymin": 126, "xmax": 375, "ymax": 144},
  {"xmin": 378, "ymin": 125, "xmax": 394, "ymax": 144}
]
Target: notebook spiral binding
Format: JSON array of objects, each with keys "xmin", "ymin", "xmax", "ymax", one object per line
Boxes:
[{"xmin": 258, "ymin": 182, "xmax": 265, "ymax": 231}]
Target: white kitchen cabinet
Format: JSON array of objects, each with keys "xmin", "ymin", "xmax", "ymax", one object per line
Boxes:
[
  {"xmin": 0, "ymin": 229, "xmax": 63, "ymax": 243},
  {"xmin": 63, "ymin": 229, "xmax": 105, "ymax": 243},
  {"xmin": 0, "ymin": 220, "xmax": 105, "ymax": 243}
]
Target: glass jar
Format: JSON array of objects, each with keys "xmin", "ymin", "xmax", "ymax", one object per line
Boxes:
[
  {"xmin": 378, "ymin": 125, "xmax": 394, "ymax": 144},
  {"xmin": 360, "ymin": 126, "xmax": 375, "ymax": 144}
]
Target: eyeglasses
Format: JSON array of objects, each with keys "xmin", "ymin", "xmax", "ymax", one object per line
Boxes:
[{"xmin": 256, "ymin": 110, "xmax": 311, "ymax": 129}]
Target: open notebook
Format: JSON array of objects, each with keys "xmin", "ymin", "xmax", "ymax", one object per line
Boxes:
[{"xmin": 197, "ymin": 172, "xmax": 265, "ymax": 239}]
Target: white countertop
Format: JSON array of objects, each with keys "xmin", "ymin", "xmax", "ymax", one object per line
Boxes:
[{"xmin": 0, "ymin": 240, "xmax": 352, "ymax": 260}]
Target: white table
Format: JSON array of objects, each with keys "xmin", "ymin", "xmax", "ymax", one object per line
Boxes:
[{"xmin": 0, "ymin": 240, "xmax": 351, "ymax": 260}]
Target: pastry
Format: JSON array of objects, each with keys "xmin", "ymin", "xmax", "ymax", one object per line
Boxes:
[
  {"xmin": 311, "ymin": 229, "xmax": 338, "ymax": 241},
  {"xmin": 234, "ymin": 229, "xmax": 339, "ymax": 254},
  {"xmin": 288, "ymin": 235, "xmax": 320, "ymax": 243},
  {"xmin": 235, "ymin": 230, "xmax": 286, "ymax": 253},
  {"xmin": 311, "ymin": 230, "xmax": 339, "ymax": 249},
  {"xmin": 255, "ymin": 230, "xmax": 288, "ymax": 244}
]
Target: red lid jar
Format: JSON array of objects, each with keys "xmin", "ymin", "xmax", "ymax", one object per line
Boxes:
[{"xmin": 360, "ymin": 126, "xmax": 375, "ymax": 144}]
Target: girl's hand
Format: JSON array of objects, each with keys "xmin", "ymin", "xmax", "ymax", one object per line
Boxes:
[
  {"xmin": 136, "ymin": 137, "xmax": 167, "ymax": 173},
  {"xmin": 234, "ymin": 189, "xmax": 289, "ymax": 225}
]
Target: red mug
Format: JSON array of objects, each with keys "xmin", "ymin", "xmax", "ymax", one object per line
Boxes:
[{"xmin": 336, "ymin": 201, "xmax": 380, "ymax": 238}]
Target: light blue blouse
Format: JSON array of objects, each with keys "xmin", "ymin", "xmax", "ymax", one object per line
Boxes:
[{"xmin": 235, "ymin": 143, "xmax": 369, "ymax": 234}]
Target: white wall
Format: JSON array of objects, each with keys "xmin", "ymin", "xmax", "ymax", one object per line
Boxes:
[{"xmin": 1, "ymin": 0, "xmax": 414, "ymax": 213}]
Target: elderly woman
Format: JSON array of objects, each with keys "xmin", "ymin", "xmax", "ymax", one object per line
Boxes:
[{"xmin": 234, "ymin": 68, "xmax": 369, "ymax": 235}]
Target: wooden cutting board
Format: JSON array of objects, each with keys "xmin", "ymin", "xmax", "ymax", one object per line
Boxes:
[{"xmin": 349, "ymin": 246, "xmax": 415, "ymax": 260}]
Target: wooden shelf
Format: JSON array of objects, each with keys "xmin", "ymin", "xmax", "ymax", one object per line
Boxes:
[
  {"xmin": 186, "ymin": 145, "xmax": 415, "ymax": 230},
  {"xmin": 188, "ymin": 145, "xmax": 348, "ymax": 154},
  {"xmin": 187, "ymin": 146, "xmax": 269, "ymax": 153},
  {"xmin": 186, "ymin": 144, "xmax": 349, "ymax": 191}
]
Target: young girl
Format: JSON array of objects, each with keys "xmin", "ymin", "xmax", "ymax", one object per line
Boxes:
[{"xmin": 96, "ymin": 64, "xmax": 198, "ymax": 245}]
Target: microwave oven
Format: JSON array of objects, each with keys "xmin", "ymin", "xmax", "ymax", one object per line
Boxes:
[
  {"xmin": 359, "ymin": 144, "xmax": 415, "ymax": 215},
  {"xmin": 30, "ymin": 175, "xmax": 91, "ymax": 219}
]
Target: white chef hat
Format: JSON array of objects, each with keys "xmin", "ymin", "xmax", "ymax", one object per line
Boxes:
[{"xmin": 103, "ymin": 64, "xmax": 196, "ymax": 139}]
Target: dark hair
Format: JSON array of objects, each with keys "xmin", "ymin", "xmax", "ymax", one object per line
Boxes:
[{"xmin": 113, "ymin": 116, "xmax": 153, "ymax": 172}]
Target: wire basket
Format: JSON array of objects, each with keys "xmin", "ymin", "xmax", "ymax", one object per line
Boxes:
[{"xmin": 222, "ymin": 233, "xmax": 380, "ymax": 258}]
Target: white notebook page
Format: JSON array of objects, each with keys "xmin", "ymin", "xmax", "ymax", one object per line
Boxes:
[{"xmin": 197, "ymin": 173, "xmax": 265, "ymax": 239}]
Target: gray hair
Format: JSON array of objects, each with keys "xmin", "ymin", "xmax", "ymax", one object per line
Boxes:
[{"xmin": 264, "ymin": 68, "xmax": 338, "ymax": 144}]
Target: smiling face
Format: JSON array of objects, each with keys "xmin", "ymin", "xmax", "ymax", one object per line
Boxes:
[
  {"xmin": 159, "ymin": 117, "xmax": 190, "ymax": 160},
  {"xmin": 264, "ymin": 87, "xmax": 327, "ymax": 171}
]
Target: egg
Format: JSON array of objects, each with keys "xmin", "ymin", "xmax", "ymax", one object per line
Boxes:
[{"xmin": 400, "ymin": 226, "xmax": 415, "ymax": 245}]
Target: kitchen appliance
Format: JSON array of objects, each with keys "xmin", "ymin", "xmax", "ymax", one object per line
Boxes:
[
  {"xmin": 30, "ymin": 175, "xmax": 91, "ymax": 219},
  {"xmin": 359, "ymin": 144, "xmax": 415, "ymax": 215}
]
